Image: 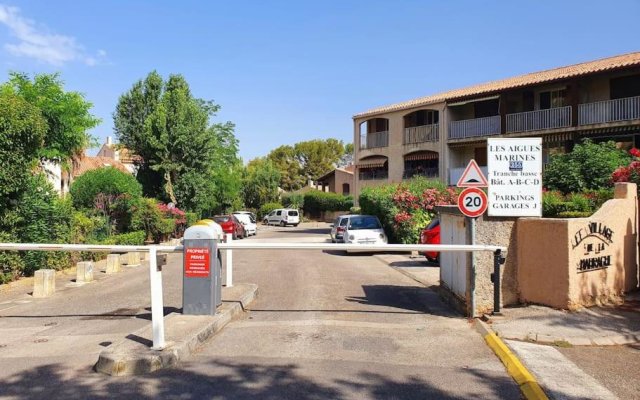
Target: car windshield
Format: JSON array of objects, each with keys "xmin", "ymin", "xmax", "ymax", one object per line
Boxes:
[
  {"xmin": 288, "ymin": 210, "xmax": 298, "ymax": 216},
  {"xmin": 213, "ymin": 216, "xmax": 230, "ymax": 223},
  {"xmin": 339, "ymin": 218, "xmax": 349, "ymax": 226},
  {"xmin": 235, "ymin": 214, "xmax": 251, "ymax": 224},
  {"xmin": 348, "ymin": 216, "xmax": 381, "ymax": 230}
]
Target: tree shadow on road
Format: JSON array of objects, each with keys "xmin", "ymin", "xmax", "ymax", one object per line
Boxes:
[
  {"xmin": 0, "ymin": 359, "xmax": 518, "ymax": 399},
  {"xmin": 345, "ymin": 285, "xmax": 458, "ymax": 317}
]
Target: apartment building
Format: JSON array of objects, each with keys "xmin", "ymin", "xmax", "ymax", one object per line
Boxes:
[{"xmin": 352, "ymin": 52, "xmax": 640, "ymax": 200}]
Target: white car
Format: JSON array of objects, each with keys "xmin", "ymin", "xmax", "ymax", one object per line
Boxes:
[
  {"xmin": 343, "ymin": 215, "xmax": 387, "ymax": 251},
  {"xmin": 233, "ymin": 212, "xmax": 257, "ymax": 236},
  {"xmin": 263, "ymin": 209, "xmax": 300, "ymax": 227}
]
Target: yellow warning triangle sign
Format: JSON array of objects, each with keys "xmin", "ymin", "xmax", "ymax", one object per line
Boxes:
[{"xmin": 457, "ymin": 159, "xmax": 488, "ymax": 187}]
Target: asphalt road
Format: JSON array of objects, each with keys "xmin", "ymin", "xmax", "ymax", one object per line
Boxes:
[{"xmin": 0, "ymin": 223, "xmax": 520, "ymax": 399}]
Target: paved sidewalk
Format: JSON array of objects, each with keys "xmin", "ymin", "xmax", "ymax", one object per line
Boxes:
[
  {"xmin": 487, "ymin": 293, "xmax": 640, "ymax": 346},
  {"xmin": 374, "ymin": 252, "xmax": 640, "ymax": 346}
]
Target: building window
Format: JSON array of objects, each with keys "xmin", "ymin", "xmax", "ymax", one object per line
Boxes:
[
  {"xmin": 540, "ymin": 89, "xmax": 566, "ymax": 109},
  {"xmin": 342, "ymin": 183, "xmax": 350, "ymax": 195},
  {"xmin": 359, "ymin": 167, "xmax": 388, "ymax": 181}
]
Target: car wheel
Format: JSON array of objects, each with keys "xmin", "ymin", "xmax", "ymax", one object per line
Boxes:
[
  {"xmin": 293, "ymin": 224, "xmax": 299, "ymax": 227},
  {"xmin": 279, "ymin": 221, "xmax": 286, "ymax": 227},
  {"xmin": 232, "ymin": 232, "xmax": 237, "ymax": 240}
]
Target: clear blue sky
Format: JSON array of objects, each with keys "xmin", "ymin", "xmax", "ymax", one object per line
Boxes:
[{"xmin": 1, "ymin": 1, "xmax": 639, "ymax": 162}]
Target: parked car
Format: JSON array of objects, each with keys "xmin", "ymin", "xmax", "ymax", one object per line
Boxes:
[
  {"xmin": 419, "ymin": 219, "xmax": 440, "ymax": 262},
  {"xmin": 212, "ymin": 215, "xmax": 246, "ymax": 239},
  {"xmin": 343, "ymin": 215, "xmax": 387, "ymax": 251},
  {"xmin": 330, "ymin": 215, "xmax": 350, "ymax": 243},
  {"xmin": 233, "ymin": 212, "xmax": 257, "ymax": 236},
  {"xmin": 233, "ymin": 210, "xmax": 257, "ymax": 222},
  {"xmin": 263, "ymin": 208, "xmax": 300, "ymax": 227}
]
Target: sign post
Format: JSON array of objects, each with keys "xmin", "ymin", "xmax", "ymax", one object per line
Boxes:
[{"xmin": 487, "ymin": 138, "xmax": 543, "ymax": 217}]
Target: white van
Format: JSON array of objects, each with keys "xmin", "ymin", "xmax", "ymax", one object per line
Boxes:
[{"xmin": 263, "ymin": 208, "xmax": 300, "ymax": 227}]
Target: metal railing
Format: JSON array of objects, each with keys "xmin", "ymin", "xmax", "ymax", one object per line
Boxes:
[
  {"xmin": 506, "ymin": 106, "xmax": 571, "ymax": 133},
  {"xmin": 404, "ymin": 124, "xmax": 439, "ymax": 144},
  {"xmin": 448, "ymin": 116, "xmax": 501, "ymax": 139},
  {"xmin": 358, "ymin": 169, "xmax": 388, "ymax": 181},
  {"xmin": 359, "ymin": 131, "xmax": 389, "ymax": 150},
  {"xmin": 578, "ymin": 96, "xmax": 640, "ymax": 125}
]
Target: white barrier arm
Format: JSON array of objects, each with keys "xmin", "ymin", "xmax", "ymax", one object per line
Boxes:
[
  {"xmin": 218, "ymin": 242, "xmax": 506, "ymax": 253},
  {"xmin": 0, "ymin": 243, "xmax": 183, "ymax": 253}
]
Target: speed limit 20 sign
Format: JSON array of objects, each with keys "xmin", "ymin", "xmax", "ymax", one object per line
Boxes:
[{"xmin": 458, "ymin": 187, "xmax": 488, "ymax": 218}]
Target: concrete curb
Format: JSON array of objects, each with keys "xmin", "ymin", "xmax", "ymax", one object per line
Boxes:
[
  {"xmin": 489, "ymin": 327, "xmax": 640, "ymax": 347},
  {"xmin": 95, "ymin": 283, "xmax": 258, "ymax": 376},
  {"xmin": 475, "ymin": 320, "xmax": 549, "ymax": 400}
]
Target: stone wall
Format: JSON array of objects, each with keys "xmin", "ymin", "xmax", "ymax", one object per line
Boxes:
[{"xmin": 518, "ymin": 183, "xmax": 638, "ymax": 309}]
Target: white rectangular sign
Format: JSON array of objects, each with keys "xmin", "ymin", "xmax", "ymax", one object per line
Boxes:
[{"xmin": 487, "ymin": 138, "xmax": 542, "ymax": 217}]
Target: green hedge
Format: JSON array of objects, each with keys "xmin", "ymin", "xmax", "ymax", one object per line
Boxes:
[
  {"xmin": 542, "ymin": 190, "xmax": 613, "ymax": 218},
  {"xmin": 99, "ymin": 230, "xmax": 146, "ymax": 245},
  {"xmin": 303, "ymin": 190, "xmax": 353, "ymax": 216}
]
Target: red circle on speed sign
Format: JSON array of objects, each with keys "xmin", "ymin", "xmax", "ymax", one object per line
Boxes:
[{"xmin": 458, "ymin": 187, "xmax": 488, "ymax": 218}]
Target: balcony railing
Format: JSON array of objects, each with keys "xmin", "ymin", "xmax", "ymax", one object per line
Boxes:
[
  {"xmin": 448, "ymin": 116, "xmax": 501, "ymax": 140},
  {"xmin": 506, "ymin": 106, "xmax": 571, "ymax": 133},
  {"xmin": 404, "ymin": 124, "xmax": 439, "ymax": 144},
  {"xmin": 359, "ymin": 169, "xmax": 388, "ymax": 181},
  {"xmin": 578, "ymin": 96, "xmax": 640, "ymax": 125},
  {"xmin": 360, "ymin": 131, "xmax": 389, "ymax": 150},
  {"xmin": 403, "ymin": 167, "xmax": 439, "ymax": 179}
]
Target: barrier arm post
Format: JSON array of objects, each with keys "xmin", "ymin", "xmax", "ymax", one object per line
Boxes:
[
  {"xmin": 492, "ymin": 248, "xmax": 506, "ymax": 315},
  {"xmin": 149, "ymin": 246, "xmax": 166, "ymax": 350},
  {"xmin": 225, "ymin": 233, "xmax": 233, "ymax": 287}
]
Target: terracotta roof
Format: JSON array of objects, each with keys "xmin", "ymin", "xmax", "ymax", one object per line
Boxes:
[
  {"xmin": 353, "ymin": 51, "xmax": 640, "ymax": 118},
  {"xmin": 73, "ymin": 156, "xmax": 130, "ymax": 177},
  {"xmin": 317, "ymin": 166, "xmax": 355, "ymax": 182}
]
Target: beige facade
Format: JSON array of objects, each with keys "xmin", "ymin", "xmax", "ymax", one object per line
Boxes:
[
  {"xmin": 317, "ymin": 167, "xmax": 354, "ymax": 195},
  {"xmin": 353, "ymin": 52, "xmax": 640, "ymax": 202}
]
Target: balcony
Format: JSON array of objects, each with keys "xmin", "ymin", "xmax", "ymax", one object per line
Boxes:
[
  {"xmin": 579, "ymin": 96, "xmax": 640, "ymax": 125},
  {"xmin": 359, "ymin": 131, "xmax": 389, "ymax": 150},
  {"xmin": 449, "ymin": 116, "xmax": 501, "ymax": 140},
  {"xmin": 404, "ymin": 124, "xmax": 439, "ymax": 145},
  {"xmin": 506, "ymin": 106, "xmax": 571, "ymax": 133}
]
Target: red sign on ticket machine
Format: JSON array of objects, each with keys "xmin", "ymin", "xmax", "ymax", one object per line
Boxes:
[{"xmin": 185, "ymin": 247, "xmax": 211, "ymax": 278}]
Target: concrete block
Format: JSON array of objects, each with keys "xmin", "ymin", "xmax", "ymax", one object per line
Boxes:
[
  {"xmin": 106, "ymin": 254, "xmax": 122, "ymax": 274},
  {"xmin": 33, "ymin": 269, "xmax": 55, "ymax": 298},
  {"xmin": 76, "ymin": 261, "xmax": 94, "ymax": 283},
  {"xmin": 125, "ymin": 252, "xmax": 141, "ymax": 267},
  {"xmin": 140, "ymin": 251, "xmax": 149, "ymax": 261}
]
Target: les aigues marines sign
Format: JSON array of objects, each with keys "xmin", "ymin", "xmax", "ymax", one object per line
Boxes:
[{"xmin": 571, "ymin": 222, "xmax": 614, "ymax": 273}]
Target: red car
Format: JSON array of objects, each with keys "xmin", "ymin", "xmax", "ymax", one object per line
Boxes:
[
  {"xmin": 213, "ymin": 215, "xmax": 246, "ymax": 239},
  {"xmin": 419, "ymin": 219, "xmax": 440, "ymax": 262}
]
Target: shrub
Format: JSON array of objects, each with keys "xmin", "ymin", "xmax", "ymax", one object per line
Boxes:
[
  {"xmin": 349, "ymin": 206, "xmax": 361, "ymax": 214},
  {"xmin": 303, "ymin": 191, "xmax": 353, "ymax": 216},
  {"xmin": 0, "ymin": 174, "xmax": 72, "ymax": 277},
  {"xmin": 542, "ymin": 191, "xmax": 605, "ymax": 218},
  {"xmin": 99, "ymin": 230, "xmax": 146, "ymax": 245},
  {"xmin": 0, "ymin": 233, "xmax": 24, "ymax": 284},
  {"xmin": 185, "ymin": 212, "xmax": 199, "ymax": 227},
  {"xmin": 282, "ymin": 193, "xmax": 304, "ymax": 209},
  {"xmin": 70, "ymin": 167, "xmax": 142, "ymax": 234},
  {"xmin": 544, "ymin": 140, "xmax": 631, "ymax": 194},
  {"xmin": 131, "ymin": 198, "xmax": 176, "ymax": 243},
  {"xmin": 259, "ymin": 202, "xmax": 283, "ymax": 219},
  {"xmin": 360, "ymin": 178, "xmax": 458, "ymax": 244}
]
